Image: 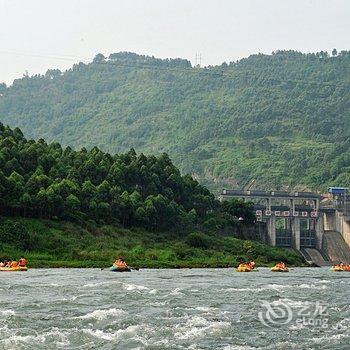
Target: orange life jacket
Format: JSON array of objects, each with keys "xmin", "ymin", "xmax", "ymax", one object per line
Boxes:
[{"xmin": 10, "ymin": 261, "xmax": 18, "ymax": 268}]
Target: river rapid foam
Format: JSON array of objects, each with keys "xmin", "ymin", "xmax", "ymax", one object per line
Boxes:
[{"xmin": 0, "ymin": 267, "xmax": 349, "ymax": 349}]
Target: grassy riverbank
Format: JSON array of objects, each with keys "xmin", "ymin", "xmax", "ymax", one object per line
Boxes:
[{"xmin": 0, "ymin": 217, "xmax": 305, "ymax": 268}]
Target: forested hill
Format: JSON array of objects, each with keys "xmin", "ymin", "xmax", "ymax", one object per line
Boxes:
[
  {"xmin": 0, "ymin": 124, "xmax": 254, "ymax": 232},
  {"xmin": 0, "ymin": 125, "xmax": 308, "ymax": 268},
  {"xmin": 0, "ymin": 50, "xmax": 350, "ymax": 191}
]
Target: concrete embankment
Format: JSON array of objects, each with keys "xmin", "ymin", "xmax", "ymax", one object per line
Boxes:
[{"xmin": 322, "ymin": 230, "xmax": 350, "ymax": 264}]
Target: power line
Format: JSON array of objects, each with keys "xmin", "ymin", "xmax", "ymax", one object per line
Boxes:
[
  {"xmin": 2, "ymin": 50, "xmax": 349, "ymax": 88},
  {"xmin": 97, "ymin": 60, "xmax": 350, "ymax": 88}
]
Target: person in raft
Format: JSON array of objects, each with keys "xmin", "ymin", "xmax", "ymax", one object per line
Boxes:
[
  {"xmin": 11, "ymin": 260, "xmax": 19, "ymax": 268},
  {"xmin": 114, "ymin": 257, "xmax": 128, "ymax": 269},
  {"xmin": 249, "ymin": 261, "xmax": 256, "ymax": 269},
  {"xmin": 275, "ymin": 262, "xmax": 286, "ymax": 269},
  {"xmin": 19, "ymin": 257, "xmax": 27, "ymax": 267},
  {"xmin": 1, "ymin": 260, "xmax": 8, "ymax": 267},
  {"xmin": 0, "ymin": 258, "xmax": 27, "ymax": 268}
]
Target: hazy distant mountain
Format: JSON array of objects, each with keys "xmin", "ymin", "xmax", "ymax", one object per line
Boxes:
[{"xmin": 0, "ymin": 50, "xmax": 349, "ymax": 191}]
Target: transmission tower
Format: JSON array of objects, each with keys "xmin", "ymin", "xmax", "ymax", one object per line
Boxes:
[{"xmin": 195, "ymin": 53, "xmax": 202, "ymax": 67}]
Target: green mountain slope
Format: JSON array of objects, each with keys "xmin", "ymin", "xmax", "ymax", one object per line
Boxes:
[
  {"xmin": 1, "ymin": 50, "xmax": 350, "ymax": 191},
  {"xmin": 0, "ymin": 125, "xmax": 305, "ymax": 268}
]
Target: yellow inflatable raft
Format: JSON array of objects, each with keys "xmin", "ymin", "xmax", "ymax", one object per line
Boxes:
[
  {"xmin": 0, "ymin": 266, "xmax": 28, "ymax": 272},
  {"xmin": 236, "ymin": 264, "xmax": 259, "ymax": 272},
  {"xmin": 271, "ymin": 267, "xmax": 289, "ymax": 272},
  {"xmin": 236, "ymin": 266, "xmax": 252, "ymax": 272},
  {"xmin": 331, "ymin": 266, "xmax": 349, "ymax": 272}
]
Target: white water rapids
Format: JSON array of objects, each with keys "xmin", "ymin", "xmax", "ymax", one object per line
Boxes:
[{"xmin": 0, "ymin": 267, "xmax": 349, "ymax": 349}]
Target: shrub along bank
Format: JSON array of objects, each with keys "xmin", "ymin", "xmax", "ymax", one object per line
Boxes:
[{"xmin": 0, "ymin": 218, "xmax": 305, "ymax": 268}]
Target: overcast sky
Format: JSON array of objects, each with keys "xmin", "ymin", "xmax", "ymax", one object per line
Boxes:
[{"xmin": 1, "ymin": 0, "xmax": 349, "ymax": 84}]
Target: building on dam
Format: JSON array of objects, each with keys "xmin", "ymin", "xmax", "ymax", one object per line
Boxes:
[{"xmin": 219, "ymin": 188, "xmax": 350, "ymax": 266}]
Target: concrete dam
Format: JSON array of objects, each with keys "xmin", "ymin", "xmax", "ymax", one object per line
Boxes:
[{"xmin": 220, "ymin": 188, "xmax": 350, "ymax": 266}]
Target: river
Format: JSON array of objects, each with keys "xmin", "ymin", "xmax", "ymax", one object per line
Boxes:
[{"xmin": 0, "ymin": 267, "xmax": 349, "ymax": 349}]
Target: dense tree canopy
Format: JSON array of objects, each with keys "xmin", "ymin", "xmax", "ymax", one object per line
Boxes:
[
  {"xmin": 0, "ymin": 124, "xmax": 253, "ymax": 231},
  {"xmin": 0, "ymin": 50, "xmax": 349, "ymax": 190}
]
